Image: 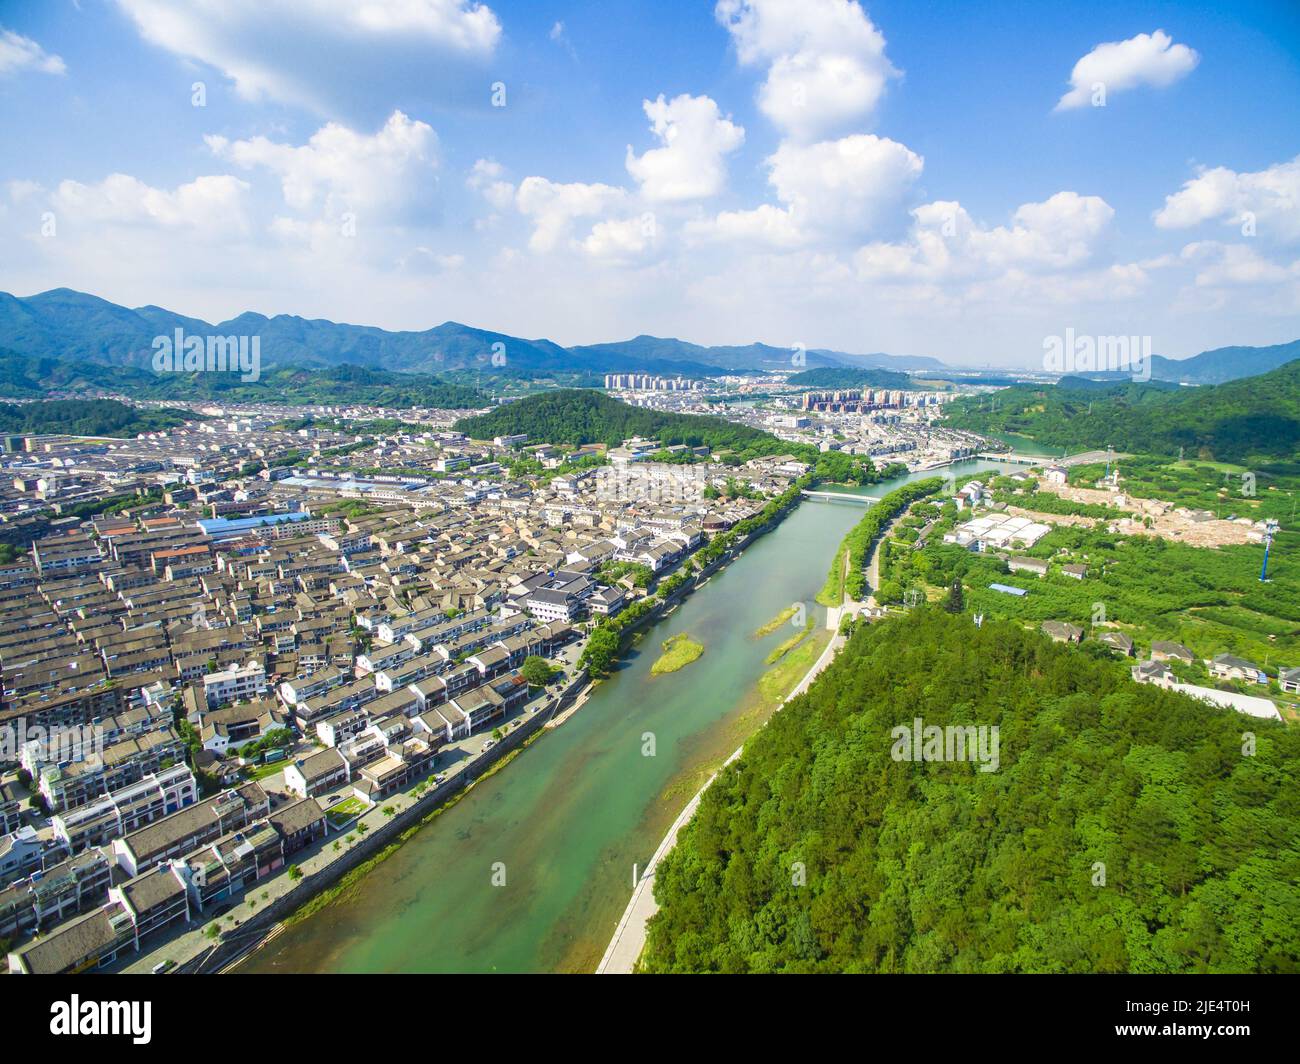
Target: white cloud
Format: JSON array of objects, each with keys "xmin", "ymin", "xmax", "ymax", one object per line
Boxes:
[
  {"xmin": 115, "ymin": 0, "xmax": 500, "ymax": 119},
  {"xmin": 583, "ymin": 216, "xmax": 656, "ymax": 261},
  {"xmin": 716, "ymin": 0, "xmax": 898, "ymax": 140},
  {"xmin": 856, "ymin": 191, "xmax": 1115, "ymax": 282},
  {"xmin": 467, "ymin": 158, "xmax": 515, "ymax": 212},
  {"xmin": 51, "ymin": 173, "xmax": 251, "ymax": 235},
  {"xmin": 1154, "ymin": 156, "xmax": 1300, "ymax": 243},
  {"xmin": 514, "ymin": 176, "xmax": 627, "ymax": 252},
  {"xmin": 693, "ymin": 133, "xmax": 922, "ymax": 247},
  {"xmin": 625, "ymin": 94, "xmax": 744, "ymax": 202},
  {"xmin": 206, "ymin": 110, "xmax": 437, "ymax": 221},
  {"xmin": 1179, "ymin": 241, "xmax": 1299, "ymax": 287},
  {"xmin": 0, "ymin": 28, "xmax": 66, "ymax": 76},
  {"xmin": 549, "ymin": 20, "xmax": 577, "ymax": 58},
  {"xmin": 397, "ymin": 246, "xmax": 465, "ymax": 273},
  {"xmin": 1055, "ymin": 30, "xmax": 1198, "ymax": 111},
  {"xmin": 699, "ymin": 202, "xmax": 806, "ymax": 248}
]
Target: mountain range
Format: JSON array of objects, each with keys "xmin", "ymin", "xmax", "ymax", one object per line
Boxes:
[
  {"xmin": 1073, "ymin": 339, "xmax": 1300, "ymax": 386},
  {"xmin": 0, "ymin": 288, "xmax": 938, "ymax": 379},
  {"xmin": 0, "ymin": 288, "xmax": 1293, "ymax": 387}
]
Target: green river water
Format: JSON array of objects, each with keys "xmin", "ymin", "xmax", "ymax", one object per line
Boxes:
[{"xmin": 240, "ymin": 458, "xmax": 1015, "ymax": 973}]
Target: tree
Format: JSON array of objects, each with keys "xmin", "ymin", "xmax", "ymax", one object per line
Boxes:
[
  {"xmin": 521, "ymin": 655, "xmax": 557, "ymax": 688},
  {"xmin": 642, "ymin": 610, "xmax": 1300, "ymax": 974},
  {"xmin": 580, "ymin": 626, "xmax": 621, "ymax": 676},
  {"xmin": 943, "ymin": 578, "xmax": 964, "ymax": 613}
]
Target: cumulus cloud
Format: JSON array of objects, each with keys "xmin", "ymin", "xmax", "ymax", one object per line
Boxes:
[
  {"xmin": 467, "ymin": 158, "xmax": 515, "ymax": 212},
  {"xmin": 583, "ymin": 216, "xmax": 658, "ymax": 261},
  {"xmin": 206, "ymin": 111, "xmax": 438, "ymax": 222},
  {"xmin": 855, "ymin": 191, "xmax": 1115, "ymax": 282},
  {"xmin": 1154, "ymin": 156, "xmax": 1300, "ymax": 243},
  {"xmin": 1179, "ymin": 241, "xmax": 1299, "ymax": 287},
  {"xmin": 115, "ymin": 0, "xmax": 500, "ymax": 120},
  {"xmin": 51, "ymin": 173, "xmax": 251, "ymax": 236},
  {"xmin": 625, "ymin": 94, "xmax": 744, "ymax": 202},
  {"xmin": 514, "ymin": 176, "xmax": 627, "ymax": 252},
  {"xmin": 694, "ymin": 133, "xmax": 922, "ymax": 247},
  {"xmin": 1055, "ymin": 30, "xmax": 1198, "ymax": 111},
  {"xmin": 716, "ymin": 0, "xmax": 898, "ymax": 141},
  {"xmin": 0, "ymin": 28, "xmax": 66, "ymax": 76}
]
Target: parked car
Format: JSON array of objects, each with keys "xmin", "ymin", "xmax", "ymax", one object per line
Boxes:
[{"xmin": 481, "ymin": 739, "xmax": 496, "ymax": 752}]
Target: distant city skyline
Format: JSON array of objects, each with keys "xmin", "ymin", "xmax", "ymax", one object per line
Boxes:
[{"xmin": 1, "ymin": 0, "xmax": 1298, "ymax": 367}]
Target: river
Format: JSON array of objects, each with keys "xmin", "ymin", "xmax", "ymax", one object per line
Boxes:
[{"xmin": 240, "ymin": 458, "xmax": 1016, "ymax": 973}]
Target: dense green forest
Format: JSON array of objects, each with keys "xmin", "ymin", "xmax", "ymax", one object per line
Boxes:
[
  {"xmin": 455, "ymin": 389, "xmax": 908, "ymax": 486},
  {"xmin": 942, "ymin": 360, "xmax": 1300, "ymax": 462},
  {"xmin": 0, "ymin": 398, "xmax": 194, "ymax": 437},
  {"xmin": 786, "ymin": 367, "xmax": 917, "ymax": 391},
  {"xmin": 136, "ymin": 363, "xmax": 488, "ymax": 408},
  {"xmin": 642, "ymin": 609, "xmax": 1299, "ymax": 973},
  {"xmin": 0, "ymin": 349, "xmax": 487, "ymax": 409},
  {"xmin": 455, "ymin": 389, "xmax": 789, "ymax": 455}
]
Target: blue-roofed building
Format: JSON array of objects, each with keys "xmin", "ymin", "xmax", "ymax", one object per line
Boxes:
[
  {"xmin": 988, "ymin": 583, "xmax": 1028, "ymax": 597},
  {"xmin": 198, "ymin": 512, "xmax": 334, "ymax": 541}
]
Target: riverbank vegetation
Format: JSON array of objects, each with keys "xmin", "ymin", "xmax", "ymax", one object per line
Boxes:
[
  {"xmin": 651, "ymin": 634, "xmax": 705, "ymax": 675},
  {"xmin": 754, "ymin": 605, "xmax": 799, "ymax": 638},
  {"xmin": 817, "ymin": 478, "xmax": 945, "ymax": 604},
  {"xmin": 643, "ymin": 609, "xmax": 1299, "ymax": 973},
  {"xmin": 756, "ymin": 629, "xmax": 830, "ymax": 705},
  {"xmin": 764, "ymin": 618, "xmax": 815, "ymax": 665},
  {"xmin": 581, "ymin": 476, "xmax": 813, "ymax": 677}
]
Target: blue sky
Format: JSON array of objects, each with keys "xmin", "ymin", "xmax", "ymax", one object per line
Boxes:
[{"xmin": 1, "ymin": 0, "xmax": 1298, "ymax": 367}]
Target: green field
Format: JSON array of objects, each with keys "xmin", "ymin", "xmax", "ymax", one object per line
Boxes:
[{"xmin": 876, "ymin": 459, "xmax": 1300, "ymax": 690}]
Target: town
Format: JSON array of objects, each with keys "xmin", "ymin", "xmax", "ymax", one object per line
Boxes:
[{"xmin": 0, "ymin": 398, "xmax": 823, "ymax": 974}]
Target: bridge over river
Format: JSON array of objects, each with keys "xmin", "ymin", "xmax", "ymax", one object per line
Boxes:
[{"xmin": 800, "ymin": 489, "xmax": 879, "ymax": 504}]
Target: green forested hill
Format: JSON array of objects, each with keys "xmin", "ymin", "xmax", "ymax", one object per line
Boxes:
[
  {"xmin": 0, "ymin": 398, "xmax": 195, "ymax": 437},
  {"xmin": 643, "ymin": 610, "xmax": 1299, "ymax": 973},
  {"xmin": 785, "ymin": 367, "xmax": 916, "ymax": 390},
  {"xmin": 942, "ymin": 360, "xmax": 1300, "ymax": 462},
  {"xmin": 454, "ymin": 389, "xmax": 794, "ymax": 456},
  {"xmin": 0, "ymin": 347, "xmax": 487, "ymax": 409}
]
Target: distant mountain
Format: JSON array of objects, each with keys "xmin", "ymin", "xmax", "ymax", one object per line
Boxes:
[
  {"xmin": 1146, "ymin": 340, "xmax": 1300, "ymax": 385},
  {"xmin": 0, "ymin": 289, "xmax": 944, "ymax": 377},
  {"xmin": 571, "ymin": 334, "xmax": 943, "ymax": 373},
  {"xmin": 1061, "ymin": 338, "xmax": 1300, "ymax": 386},
  {"xmin": 0, "ymin": 289, "xmax": 579, "ymax": 375}
]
